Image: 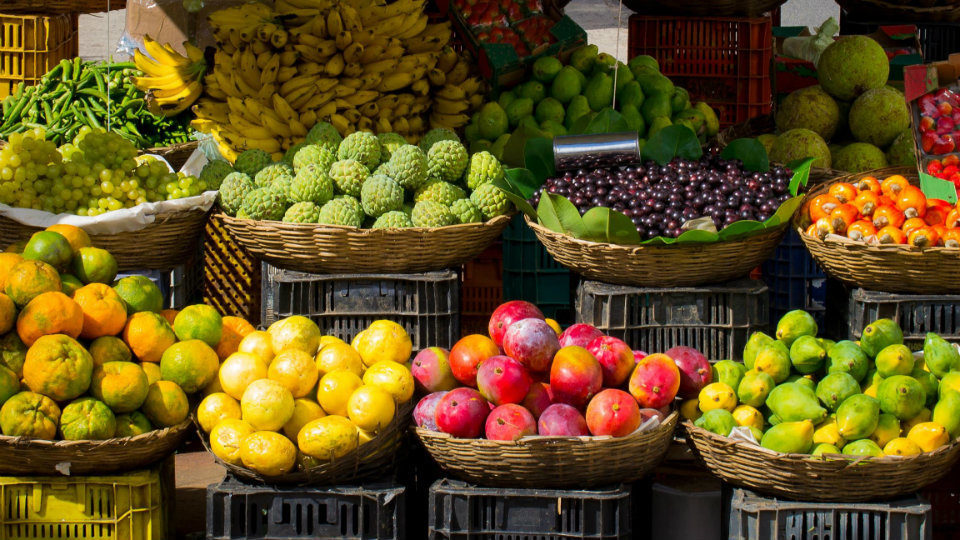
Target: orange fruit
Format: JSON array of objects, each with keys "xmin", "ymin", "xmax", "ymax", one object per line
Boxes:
[
  {"xmin": 59, "ymin": 397, "xmax": 116, "ymax": 440},
  {"xmin": 197, "ymin": 392, "xmax": 242, "ymax": 433},
  {"xmin": 317, "ymin": 335, "xmax": 344, "ymax": 352},
  {"xmin": 115, "ymin": 411, "xmax": 152, "ymax": 437},
  {"xmin": 22, "ymin": 334, "xmax": 93, "ymax": 401},
  {"xmin": 73, "ymin": 283, "xmax": 127, "ymax": 339},
  {"xmin": 90, "ymin": 361, "xmax": 149, "ymax": 413},
  {"xmin": 173, "ymin": 304, "xmax": 223, "ymax": 347},
  {"xmin": 268, "ymin": 349, "xmax": 319, "ymax": 398},
  {"xmin": 351, "ymin": 320, "xmax": 411, "ymax": 366},
  {"xmin": 219, "ymin": 352, "xmax": 268, "ymax": 400},
  {"xmin": 89, "ymin": 336, "xmax": 132, "ymax": 367},
  {"xmin": 315, "ymin": 342, "xmax": 363, "ymax": 378},
  {"xmin": 282, "ymin": 398, "xmax": 325, "ymax": 439},
  {"xmin": 45, "ymin": 224, "xmax": 90, "ymax": 253},
  {"xmin": 73, "ymin": 246, "xmax": 118, "ymax": 285},
  {"xmin": 362, "ymin": 360, "xmax": 414, "ymax": 404},
  {"xmin": 159, "ymin": 339, "xmax": 219, "ymax": 393},
  {"xmin": 238, "ymin": 330, "xmax": 274, "ymax": 365},
  {"xmin": 4, "ymin": 240, "xmax": 24, "ymax": 254},
  {"xmin": 160, "ymin": 309, "xmax": 179, "ymax": 326},
  {"xmin": 0, "ymin": 332, "xmax": 26, "ymax": 377},
  {"xmin": 0, "ymin": 391, "xmax": 60, "ymax": 438},
  {"xmin": 316, "ymin": 370, "xmax": 363, "ymax": 417},
  {"xmin": 16, "ymin": 291, "xmax": 83, "ymax": 346},
  {"xmin": 123, "ymin": 312, "xmax": 176, "ymax": 363},
  {"xmin": 241, "ymin": 379, "xmax": 295, "ymax": 431},
  {"xmin": 141, "ymin": 380, "xmax": 189, "ymax": 427},
  {"xmin": 0, "ymin": 293, "xmax": 16, "ymax": 334},
  {"xmin": 202, "ymin": 375, "xmax": 224, "ymax": 396},
  {"xmin": 21, "ymin": 231, "xmax": 73, "ymax": 271},
  {"xmin": 267, "ymin": 316, "xmax": 321, "ymax": 355},
  {"xmin": 0, "ymin": 253, "xmax": 22, "ymax": 291},
  {"xmin": 59, "ymin": 274, "xmax": 83, "ymax": 296},
  {"xmin": 140, "ymin": 362, "xmax": 161, "ymax": 385},
  {"xmin": 216, "ymin": 316, "xmax": 255, "ymax": 360},
  {"xmin": 297, "ymin": 415, "xmax": 359, "ymax": 460},
  {"xmin": 240, "ymin": 431, "xmax": 297, "ymax": 476},
  {"xmin": 5, "ymin": 259, "xmax": 61, "ymax": 306},
  {"xmin": 0, "ymin": 365, "xmax": 19, "ymax": 407},
  {"xmin": 210, "ymin": 418, "xmax": 255, "ymax": 465},
  {"xmin": 347, "ymin": 385, "xmax": 395, "ymax": 431},
  {"xmin": 113, "ymin": 275, "xmax": 163, "ymax": 314}
]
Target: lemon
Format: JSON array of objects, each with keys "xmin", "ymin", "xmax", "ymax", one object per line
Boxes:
[
  {"xmin": 241, "ymin": 379, "xmax": 295, "ymax": 431},
  {"xmin": 268, "ymin": 316, "xmax": 321, "ymax": 355},
  {"xmin": 282, "ymin": 398, "xmax": 325, "ymax": 439},
  {"xmin": 317, "ymin": 370, "xmax": 363, "ymax": 416},
  {"xmin": 362, "ymin": 360, "xmax": 414, "ymax": 404},
  {"xmin": 197, "ymin": 392, "xmax": 241, "ymax": 433},
  {"xmin": 698, "ymin": 382, "xmax": 737, "ymax": 413},
  {"xmin": 237, "ymin": 330, "xmax": 275, "ymax": 365},
  {"xmin": 315, "ymin": 342, "xmax": 364, "ymax": 378},
  {"xmin": 268, "ymin": 349, "xmax": 319, "ymax": 398},
  {"xmin": 298, "ymin": 415, "xmax": 359, "ymax": 460},
  {"xmin": 317, "ymin": 335, "xmax": 344, "ymax": 352},
  {"xmin": 347, "ymin": 385, "xmax": 396, "ymax": 431},
  {"xmin": 210, "ymin": 418, "xmax": 255, "ymax": 465},
  {"xmin": 351, "ymin": 320, "xmax": 411, "ymax": 366},
  {"xmin": 240, "ymin": 431, "xmax": 297, "ymax": 476}
]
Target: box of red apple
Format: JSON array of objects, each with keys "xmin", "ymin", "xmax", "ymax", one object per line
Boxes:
[{"xmin": 916, "ymin": 88, "xmax": 960, "ymax": 193}]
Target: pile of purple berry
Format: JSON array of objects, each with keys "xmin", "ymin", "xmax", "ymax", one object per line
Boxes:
[{"xmin": 531, "ymin": 149, "xmax": 794, "ymax": 239}]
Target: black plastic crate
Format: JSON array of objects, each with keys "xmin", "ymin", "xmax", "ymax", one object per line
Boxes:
[
  {"xmin": 206, "ymin": 475, "xmax": 405, "ymax": 540},
  {"xmin": 840, "ymin": 11, "xmax": 960, "ymax": 63},
  {"xmin": 428, "ymin": 478, "xmax": 631, "ymax": 540},
  {"xmin": 576, "ymin": 279, "xmax": 769, "ymax": 361},
  {"xmin": 261, "ymin": 263, "xmax": 460, "ymax": 349},
  {"xmin": 762, "ymin": 229, "xmax": 826, "ymax": 330},
  {"xmin": 835, "ymin": 287, "xmax": 960, "ymax": 350},
  {"xmin": 502, "ymin": 214, "xmax": 577, "ymax": 324},
  {"xmin": 728, "ymin": 487, "xmax": 931, "ymax": 540}
]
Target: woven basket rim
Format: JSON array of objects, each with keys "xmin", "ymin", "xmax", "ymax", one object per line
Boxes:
[
  {"xmin": 217, "ymin": 212, "xmax": 512, "ymax": 233},
  {"xmin": 144, "ymin": 139, "xmax": 199, "ymax": 153},
  {"xmin": 838, "ymin": 0, "xmax": 960, "ymax": 15},
  {"xmin": 0, "ymin": 419, "xmax": 190, "ymax": 449}
]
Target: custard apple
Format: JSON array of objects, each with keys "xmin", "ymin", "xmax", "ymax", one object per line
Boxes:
[
  {"xmin": 235, "ymin": 209, "xmax": 250, "ymax": 219},
  {"xmin": 465, "ymin": 151, "xmax": 503, "ymax": 189},
  {"xmin": 318, "ymin": 196, "xmax": 364, "ymax": 227},
  {"xmin": 199, "ymin": 160, "xmax": 234, "ymax": 190},
  {"xmin": 234, "ymin": 149, "xmax": 272, "ymax": 177},
  {"xmin": 411, "ymin": 201, "xmax": 457, "ymax": 227},
  {"xmin": 329, "ymin": 159, "xmax": 369, "ymax": 198},
  {"xmin": 415, "ymin": 180, "xmax": 466, "ymax": 206},
  {"xmin": 289, "ymin": 164, "xmax": 334, "ymax": 205},
  {"xmin": 373, "ymin": 163, "xmax": 392, "ymax": 176},
  {"xmin": 292, "ymin": 144, "xmax": 336, "ymax": 173},
  {"xmin": 427, "ymin": 140, "xmax": 468, "ymax": 182},
  {"xmin": 450, "ymin": 198, "xmax": 482, "ymax": 224},
  {"xmin": 372, "ymin": 210, "xmax": 413, "ymax": 228},
  {"xmin": 470, "ymin": 183, "xmax": 511, "ymax": 219},
  {"xmin": 337, "ymin": 131, "xmax": 381, "ymax": 170},
  {"xmin": 419, "ymin": 127, "xmax": 460, "ymax": 152},
  {"xmin": 387, "ymin": 144, "xmax": 428, "ymax": 191},
  {"xmin": 269, "ymin": 174, "xmax": 294, "ymax": 205},
  {"xmin": 378, "ymin": 132, "xmax": 408, "ymax": 163},
  {"xmin": 254, "ymin": 162, "xmax": 294, "ymax": 188},
  {"xmin": 282, "ymin": 202, "xmax": 321, "ymax": 223},
  {"xmin": 283, "ymin": 142, "xmax": 305, "ymax": 164},
  {"xmin": 218, "ymin": 172, "xmax": 255, "ymax": 216},
  {"xmin": 240, "ymin": 187, "xmax": 286, "ymax": 221},
  {"xmin": 305, "ymin": 121, "xmax": 343, "ymax": 153},
  {"xmin": 360, "ymin": 174, "xmax": 404, "ymax": 218}
]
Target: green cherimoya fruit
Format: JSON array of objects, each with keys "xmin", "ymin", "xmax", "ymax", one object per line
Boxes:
[
  {"xmin": 283, "ymin": 142, "xmax": 305, "ymax": 165},
  {"xmin": 305, "ymin": 121, "xmax": 343, "ymax": 153},
  {"xmin": 282, "ymin": 202, "xmax": 320, "ymax": 223},
  {"xmin": 233, "ymin": 149, "xmax": 272, "ymax": 177},
  {"xmin": 465, "ymin": 151, "xmax": 504, "ymax": 190},
  {"xmin": 337, "ymin": 131, "xmax": 381, "ymax": 170},
  {"xmin": 776, "ymin": 309, "xmax": 818, "ymax": 348},
  {"xmin": 419, "ymin": 127, "xmax": 460, "ymax": 152},
  {"xmin": 817, "ymin": 35, "xmax": 889, "ymax": 101},
  {"xmin": 288, "ymin": 165, "xmax": 334, "ymax": 206},
  {"xmin": 770, "ymin": 128, "xmax": 832, "ymax": 169},
  {"xmin": 218, "ymin": 172, "xmax": 254, "ymax": 216},
  {"xmin": 426, "ymin": 140, "xmax": 468, "ymax": 182},
  {"xmin": 877, "ymin": 375, "xmax": 926, "ymax": 420},
  {"xmin": 317, "ymin": 196, "xmax": 363, "ymax": 227},
  {"xmin": 415, "ymin": 180, "xmax": 466, "ymax": 207},
  {"xmin": 328, "ymin": 159, "xmax": 369, "ymax": 198},
  {"xmin": 886, "ymin": 130, "xmax": 916, "ymax": 167},
  {"xmin": 761, "ymin": 420, "xmax": 815, "ymax": 454},
  {"xmin": 360, "ymin": 174, "xmax": 404, "ymax": 218},
  {"xmin": 377, "ymin": 132, "xmax": 408, "ymax": 163},
  {"xmin": 832, "ymin": 142, "xmax": 888, "ymax": 173},
  {"xmin": 387, "ymin": 144, "xmax": 428, "ymax": 191},
  {"xmin": 450, "ymin": 198, "xmax": 482, "ymax": 224},
  {"xmin": 239, "ymin": 187, "xmax": 286, "ymax": 221},
  {"xmin": 269, "ymin": 174, "xmax": 294, "ymax": 205},
  {"xmin": 776, "ymin": 85, "xmax": 840, "ymax": 141},
  {"xmin": 253, "ymin": 162, "xmax": 294, "ymax": 188},
  {"xmin": 470, "ymin": 183, "xmax": 511, "ymax": 220},
  {"xmin": 372, "ymin": 210, "xmax": 413, "ymax": 229},
  {"xmin": 411, "ymin": 200, "xmax": 457, "ymax": 227},
  {"xmin": 924, "ymin": 332, "xmax": 960, "ymax": 377},
  {"xmin": 199, "ymin": 160, "xmax": 233, "ymax": 190},
  {"xmin": 292, "ymin": 144, "xmax": 335, "ymax": 174},
  {"xmin": 849, "ymin": 87, "xmax": 911, "ymax": 148}
]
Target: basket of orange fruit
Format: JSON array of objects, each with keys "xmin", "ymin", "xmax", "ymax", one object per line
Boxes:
[
  {"xmin": 794, "ymin": 166, "xmax": 960, "ymax": 293},
  {"xmin": 195, "ymin": 317, "xmax": 415, "ymax": 484}
]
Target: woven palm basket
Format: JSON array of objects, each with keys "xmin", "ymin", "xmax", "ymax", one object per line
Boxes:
[
  {"xmin": 199, "ymin": 401, "xmax": 413, "ymax": 485},
  {"xmin": 645, "ymin": 0, "xmax": 786, "ymax": 16},
  {"xmin": 685, "ymin": 422, "xmax": 960, "ymax": 501},
  {"xmin": 0, "ymin": 419, "xmax": 189, "ymax": 475},
  {"xmin": 415, "ymin": 410, "xmax": 678, "ymax": 488},
  {"xmin": 837, "ymin": 0, "xmax": 960, "ymax": 21},
  {"xmin": 525, "ymin": 215, "xmax": 788, "ymax": 287},
  {"xmin": 219, "ymin": 213, "xmax": 512, "ymax": 274},
  {"xmin": 0, "ymin": 0, "xmax": 126, "ymax": 12},
  {"xmin": 144, "ymin": 140, "xmax": 199, "ymax": 171},
  {"xmin": 794, "ymin": 167, "xmax": 960, "ymax": 294}
]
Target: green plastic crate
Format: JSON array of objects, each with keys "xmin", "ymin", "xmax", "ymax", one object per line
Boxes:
[{"xmin": 502, "ymin": 215, "xmax": 575, "ymax": 322}]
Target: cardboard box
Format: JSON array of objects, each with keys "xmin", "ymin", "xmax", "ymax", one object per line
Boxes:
[{"xmin": 123, "ymin": 0, "xmax": 234, "ymax": 55}]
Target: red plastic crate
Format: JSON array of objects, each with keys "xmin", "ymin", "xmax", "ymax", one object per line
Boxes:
[
  {"xmin": 628, "ymin": 15, "xmax": 773, "ymax": 127},
  {"xmin": 461, "ymin": 242, "xmax": 502, "ymax": 336}
]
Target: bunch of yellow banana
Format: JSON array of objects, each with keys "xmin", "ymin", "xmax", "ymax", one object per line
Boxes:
[
  {"xmin": 428, "ymin": 47, "xmax": 487, "ymax": 131},
  {"xmin": 132, "ymin": 36, "xmax": 206, "ymax": 117},
  {"xmin": 207, "ymin": 2, "xmax": 288, "ymax": 53}
]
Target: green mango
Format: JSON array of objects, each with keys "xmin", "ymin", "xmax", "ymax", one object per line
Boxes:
[
  {"xmin": 842, "ymin": 439, "xmax": 884, "ymax": 457},
  {"xmin": 695, "ymin": 102, "xmax": 720, "ymax": 136},
  {"xmin": 869, "ymin": 413, "xmax": 901, "ymax": 448},
  {"xmin": 766, "ymin": 382, "xmax": 827, "ymax": 423},
  {"xmin": 748, "ymin": 426, "xmax": 764, "ymax": 442},
  {"xmin": 569, "ymin": 44, "xmax": 599, "ymax": 74},
  {"xmin": 534, "ymin": 97, "xmax": 565, "ymax": 125},
  {"xmin": 817, "ymin": 338, "xmax": 836, "ymax": 351},
  {"xmin": 497, "ymin": 90, "xmax": 517, "ymax": 110},
  {"xmin": 775, "ymin": 310, "xmax": 818, "ymax": 348},
  {"xmin": 744, "ymin": 332, "xmax": 775, "ymax": 369},
  {"xmin": 940, "ymin": 371, "xmax": 960, "ymax": 398},
  {"xmin": 628, "ymin": 54, "xmax": 659, "ymax": 73},
  {"xmin": 933, "ymin": 390, "xmax": 960, "ymax": 438},
  {"xmin": 694, "ymin": 408, "xmax": 737, "ymax": 437},
  {"xmin": 620, "ymin": 104, "xmax": 646, "ymax": 135},
  {"xmin": 638, "ymin": 73, "xmax": 674, "ymax": 99},
  {"xmin": 516, "ymin": 81, "xmax": 546, "ymax": 104},
  {"xmin": 737, "ymin": 370, "xmax": 775, "ymax": 408},
  {"xmin": 505, "ymin": 98, "xmax": 534, "ymax": 128},
  {"xmin": 711, "ymin": 360, "xmax": 745, "ymax": 390},
  {"xmin": 911, "ymin": 367, "xmax": 939, "ymax": 407},
  {"xmin": 924, "ymin": 333, "xmax": 960, "ymax": 377},
  {"xmin": 836, "ymin": 394, "xmax": 880, "ymax": 440},
  {"xmin": 761, "ymin": 420, "xmax": 814, "ymax": 454},
  {"xmin": 753, "ymin": 341, "xmax": 791, "ymax": 383},
  {"xmin": 672, "ymin": 108, "xmax": 705, "ymax": 136},
  {"xmin": 812, "ymin": 443, "xmax": 842, "ymax": 456},
  {"xmin": 671, "ymin": 87, "xmax": 690, "ymax": 113},
  {"xmin": 875, "ymin": 344, "xmax": 914, "ymax": 377},
  {"xmin": 827, "ymin": 341, "xmax": 870, "ymax": 382},
  {"xmin": 646, "ymin": 116, "xmax": 672, "ymax": 139},
  {"xmin": 790, "ymin": 335, "xmax": 827, "ymax": 374},
  {"xmin": 549, "ymin": 66, "xmax": 583, "ymax": 105},
  {"xmin": 585, "ymin": 72, "xmax": 614, "ymax": 112},
  {"xmin": 877, "ymin": 375, "xmax": 926, "ymax": 420},
  {"xmin": 613, "ymin": 62, "xmax": 635, "ymax": 94},
  {"xmin": 616, "ymin": 81, "xmax": 645, "ymax": 110},
  {"xmin": 591, "ymin": 53, "xmax": 616, "ymax": 77},
  {"xmin": 563, "ymin": 95, "xmax": 592, "ymax": 131},
  {"xmin": 860, "ymin": 319, "xmax": 904, "ymax": 358},
  {"xmin": 815, "ymin": 372, "xmax": 860, "ymax": 412},
  {"xmin": 532, "ymin": 56, "xmax": 563, "ymax": 84},
  {"xmin": 785, "ymin": 374, "xmax": 816, "ymax": 392},
  {"xmin": 640, "ymin": 93, "xmax": 672, "ymax": 125}
]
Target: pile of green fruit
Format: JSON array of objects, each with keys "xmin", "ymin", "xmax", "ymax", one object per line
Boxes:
[
  {"xmin": 216, "ymin": 123, "xmax": 512, "ymax": 228},
  {"xmin": 763, "ymin": 35, "xmax": 914, "ymax": 173},
  {"xmin": 462, "ymin": 45, "xmax": 720, "ymax": 160},
  {"xmin": 686, "ymin": 310, "xmax": 960, "ymax": 458}
]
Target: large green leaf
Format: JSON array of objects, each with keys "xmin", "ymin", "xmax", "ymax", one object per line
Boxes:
[
  {"xmin": 787, "ymin": 157, "xmax": 815, "ymax": 196},
  {"xmin": 583, "ymin": 108, "xmax": 629, "ymax": 135},
  {"xmin": 504, "ymin": 167, "xmax": 542, "ymax": 199},
  {"xmin": 524, "ymin": 137, "xmax": 555, "ymax": 184},
  {"xmin": 721, "ymin": 138, "xmax": 770, "ymax": 172},
  {"xmin": 641, "ymin": 124, "xmax": 702, "ymax": 165},
  {"xmin": 718, "ymin": 220, "xmax": 765, "ymax": 240},
  {"xmin": 537, "ymin": 193, "xmax": 585, "ymax": 237},
  {"xmin": 492, "ymin": 173, "xmax": 537, "ymax": 219},
  {"xmin": 501, "ymin": 124, "xmax": 549, "ymax": 168},
  {"xmin": 672, "ymin": 229, "xmax": 720, "ymax": 244},
  {"xmin": 581, "ymin": 206, "xmax": 642, "ymax": 244},
  {"xmin": 763, "ymin": 195, "xmax": 805, "ymax": 228}
]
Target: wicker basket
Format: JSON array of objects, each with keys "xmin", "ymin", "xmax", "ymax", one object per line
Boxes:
[
  {"xmin": 219, "ymin": 213, "xmax": 512, "ymax": 274},
  {"xmin": 793, "ymin": 167, "xmax": 960, "ymax": 294},
  {"xmin": 837, "ymin": 0, "xmax": 960, "ymax": 21},
  {"xmin": 199, "ymin": 401, "xmax": 413, "ymax": 486},
  {"xmin": 0, "ymin": 207, "xmax": 210, "ymax": 271},
  {"xmin": 685, "ymin": 422, "xmax": 960, "ymax": 501},
  {"xmin": 415, "ymin": 411, "xmax": 678, "ymax": 488},
  {"xmin": 0, "ymin": 420, "xmax": 189, "ymax": 476},
  {"xmin": 525, "ymin": 216, "xmax": 788, "ymax": 287},
  {"xmin": 623, "ymin": 0, "xmax": 785, "ymax": 15},
  {"xmin": 144, "ymin": 140, "xmax": 199, "ymax": 171},
  {"xmin": 0, "ymin": 0, "xmax": 126, "ymax": 13}
]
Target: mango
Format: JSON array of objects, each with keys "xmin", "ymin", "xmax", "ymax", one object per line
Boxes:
[
  {"xmin": 826, "ymin": 341, "xmax": 869, "ymax": 382},
  {"xmin": 875, "ymin": 344, "xmax": 914, "ymax": 377},
  {"xmin": 766, "ymin": 382, "xmax": 827, "ymax": 423},
  {"xmin": 698, "ymin": 382, "xmax": 736, "ymax": 413},
  {"xmin": 836, "ymin": 394, "xmax": 880, "ymax": 440},
  {"xmin": 911, "ymin": 367, "xmax": 939, "ymax": 407},
  {"xmin": 753, "ymin": 341, "xmax": 791, "ymax": 383},
  {"xmin": 760, "ymin": 420, "xmax": 814, "ymax": 454},
  {"xmin": 732, "ymin": 404, "xmax": 764, "ymax": 430},
  {"xmin": 842, "ymin": 439, "xmax": 884, "ymax": 457},
  {"xmin": 907, "ymin": 421, "xmax": 950, "ymax": 452},
  {"xmin": 640, "ymin": 93, "xmax": 672, "ymax": 125},
  {"xmin": 940, "ymin": 371, "xmax": 960, "ymax": 399},
  {"xmin": 904, "ymin": 408, "xmax": 931, "ymax": 432},
  {"xmin": 550, "ymin": 67, "xmax": 583, "ymax": 105},
  {"xmin": 813, "ymin": 416, "xmax": 845, "ymax": 447},
  {"xmin": 812, "ymin": 443, "xmax": 842, "ymax": 456},
  {"xmin": 789, "ymin": 335, "xmax": 826, "ymax": 374},
  {"xmin": 694, "ymin": 408, "xmax": 737, "ymax": 437},
  {"xmin": 628, "ymin": 54, "xmax": 658, "ymax": 73},
  {"xmin": 712, "ymin": 360, "xmax": 746, "ymax": 391},
  {"xmin": 775, "ymin": 310, "xmax": 818, "ymax": 348},
  {"xmin": 877, "ymin": 375, "xmax": 926, "ymax": 420},
  {"xmin": 815, "ymin": 372, "xmax": 859, "ymax": 412},
  {"xmin": 585, "ymin": 72, "xmax": 614, "ymax": 112},
  {"xmin": 925, "ymin": 333, "xmax": 960, "ymax": 377},
  {"xmin": 680, "ymin": 398, "xmax": 701, "ymax": 421},
  {"xmin": 884, "ymin": 437, "xmax": 922, "ymax": 456},
  {"xmin": 785, "ymin": 374, "xmax": 816, "ymax": 392},
  {"xmin": 564, "ymin": 95, "xmax": 591, "ymax": 130},
  {"xmin": 748, "ymin": 426, "xmax": 764, "ymax": 442},
  {"xmin": 695, "ymin": 102, "xmax": 720, "ymax": 137},
  {"xmin": 743, "ymin": 332, "xmax": 774, "ymax": 370},
  {"xmin": 568, "ymin": 45, "xmax": 598, "ymax": 74},
  {"xmin": 868, "ymin": 413, "xmax": 901, "ymax": 448},
  {"xmin": 860, "ymin": 319, "xmax": 903, "ymax": 358},
  {"xmin": 817, "ymin": 338, "xmax": 836, "ymax": 351},
  {"xmin": 933, "ymin": 390, "xmax": 960, "ymax": 438}
]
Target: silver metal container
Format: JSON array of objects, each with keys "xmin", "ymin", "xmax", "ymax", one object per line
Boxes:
[{"xmin": 553, "ymin": 132, "xmax": 641, "ymax": 171}]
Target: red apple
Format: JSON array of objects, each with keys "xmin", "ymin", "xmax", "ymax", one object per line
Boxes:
[
  {"xmin": 412, "ymin": 347, "xmax": 457, "ymax": 393},
  {"xmin": 629, "ymin": 353, "xmax": 681, "ymax": 409},
  {"xmin": 538, "ymin": 403, "xmax": 589, "ymax": 436},
  {"xmin": 585, "ymin": 389, "xmax": 642, "ymax": 437},
  {"xmin": 502, "ymin": 318, "xmax": 560, "ymax": 372},
  {"xmin": 435, "ymin": 387, "xmax": 490, "ymax": 438},
  {"xmin": 484, "ymin": 404, "xmax": 537, "ymax": 441},
  {"xmin": 558, "ymin": 323, "xmax": 604, "ymax": 348},
  {"xmin": 664, "ymin": 346, "xmax": 712, "ymax": 399},
  {"xmin": 633, "ymin": 350, "xmax": 648, "ymax": 362},
  {"xmin": 413, "ymin": 391, "xmax": 448, "ymax": 430},
  {"xmin": 488, "ymin": 300, "xmax": 544, "ymax": 347},
  {"xmin": 448, "ymin": 334, "xmax": 499, "ymax": 387},
  {"xmin": 476, "ymin": 355, "xmax": 532, "ymax": 406},
  {"xmin": 587, "ymin": 336, "xmax": 635, "ymax": 387},
  {"xmin": 549, "ymin": 346, "xmax": 603, "ymax": 410},
  {"xmin": 522, "ymin": 382, "xmax": 553, "ymax": 419}
]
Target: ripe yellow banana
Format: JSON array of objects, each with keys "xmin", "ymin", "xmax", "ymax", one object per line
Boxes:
[
  {"xmin": 259, "ymin": 113, "xmax": 293, "ymax": 138},
  {"xmin": 397, "ymin": 14, "xmax": 429, "ymax": 40},
  {"xmin": 277, "ymin": 66, "xmax": 298, "ymax": 82},
  {"xmin": 316, "ymin": 101, "xmax": 337, "ymax": 118},
  {"xmin": 289, "ymin": 119, "xmax": 308, "ymax": 137},
  {"xmin": 326, "ymin": 11, "xmax": 343, "ymax": 36},
  {"xmin": 335, "ymin": 31, "xmax": 352, "ymax": 50},
  {"xmin": 343, "ymin": 42, "xmax": 364, "ymax": 64},
  {"xmin": 260, "ymin": 54, "xmax": 280, "ymax": 85},
  {"xmin": 300, "ymin": 110, "xmax": 318, "ymax": 127},
  {"xmin": 143, "ymin": 35, "xmax": 190, "ymax": 67},
  {"xmin": 428, "ymin": 68, "xmax": 446, "ymax": 86},
  {"xmin": 272, "ymin": 94, "xmax": 299, "ymax": 123},
  {"xmin": 339, "ymin": 4, "xmax": 363, "ymax": 32},
  {"xmin": 357, "ymin": 117, "xmax": 374, "ymax": 131},
  {"xmin": 343, "ymin": 63, "xmax": 363, "ymax": 78},
  {"xmin": 324, "ymin": 54, "xmax": 345, "ymax": 76}
]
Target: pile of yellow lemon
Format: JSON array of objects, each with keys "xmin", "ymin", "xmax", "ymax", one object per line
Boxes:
[{"xmin": 195, "ymin": 316, "xmax": 414, "ymax": 477}]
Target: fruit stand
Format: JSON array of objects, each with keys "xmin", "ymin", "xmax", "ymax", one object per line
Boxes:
[{"xmin": 1, "ymin": 0, "xmax": 960, "ymax": 538}]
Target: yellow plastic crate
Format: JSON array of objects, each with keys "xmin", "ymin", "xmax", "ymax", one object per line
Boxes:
[
  {"xmin": 0, "ymin": 12, "xmax": 77, "ymax": 98},
  {"xmin": 0, "ymin": 467, "xmax": 166, "ymax": 540}
]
